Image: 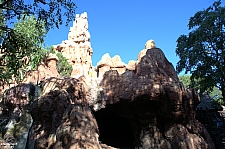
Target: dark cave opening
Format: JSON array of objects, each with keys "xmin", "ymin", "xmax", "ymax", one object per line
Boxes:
[{"xmin": 93, "ymin": 105, "xmax": 135, "ymax": 149}]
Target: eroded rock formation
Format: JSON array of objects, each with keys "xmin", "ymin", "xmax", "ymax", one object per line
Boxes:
[
  {"xmin": 97, "ymin": 54, "xmax": 126, "ymax": 78},
  {"xmin": 20, "ymin": 77, "xmax": 115, "ymax": 149},
  {"xmin": 93, "ymin": 46, "xmax": 214, "ymax": 149},
  {"xmin": 0, "ymin": 83, "xmax": 35, "ymax": 149},
  {"xmin": 54, "ymin": 12, "xmax": 95, "ymax": 79},
  {"xmin": 23, "ymin": 44, "xmax": 215, "ymax": 149},
  {"xmin": 26, "ymin": 77, "xmax": 103, "ymax": 149},
  {"xmin": 0, "ymin": 12, "xmax": 216, "ymax": 149},
  {"xmin": 22, "ymin": 53, "xmax": 60, "ymax": 84}
]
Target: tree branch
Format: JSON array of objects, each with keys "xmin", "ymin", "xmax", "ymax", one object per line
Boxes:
[
  {"xmin": 4, "ymin": 6, "xmax": 20, "ymax": 15},
  {"xmin": 0, "ymin": 0, "xmax": 12, "ymax": 9},
  {"xmin": 38, "ymin": 0, "xmax": 47, "ymax": 5},
  {"xmin": 207, "ymin": 36, "xmax": 218, "ymax": 52}
]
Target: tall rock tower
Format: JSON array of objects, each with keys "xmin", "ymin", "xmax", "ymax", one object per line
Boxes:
[{"xmin": 54, "ymin": 12, "xmax": 94, "ymax": 78}]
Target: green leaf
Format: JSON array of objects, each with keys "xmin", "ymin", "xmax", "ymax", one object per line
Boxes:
[{"xmin": 176, "ymin": 0, "xmax": 225, "ymax": 103}]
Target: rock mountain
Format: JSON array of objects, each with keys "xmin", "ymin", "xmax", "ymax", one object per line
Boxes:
[{"xmin": 0, "ymin": 12, "xmax": 215, "ymax": 149}]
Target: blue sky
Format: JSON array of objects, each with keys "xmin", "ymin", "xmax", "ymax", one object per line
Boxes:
[{"xmin": 45, "ymin": 0, "xmax": 223, "ymax": 70}]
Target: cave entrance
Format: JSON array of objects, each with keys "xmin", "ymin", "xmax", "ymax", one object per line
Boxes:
[{"xmin": 93, "ymin": 105, "xmax": 135, "ymax": 149}]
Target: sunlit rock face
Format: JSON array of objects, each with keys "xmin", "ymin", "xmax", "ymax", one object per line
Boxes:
[
  {"xmin": 96, "ymin": 54, "xmax": 126, "ymax": 79},
  {"xmin": 26, "ymin": 77, "xmax": 103, "ymax": 149},
  {"xmin": 0, "ymin": 12, "xmax": 216, "ymax": 149},
  {"xmin": 24, "ymin": 43, "xmax": 214, "ymax": 149},
  {"xmin": 24, "ymin": 77, "xmax": 115, "ymax": 149},
  {"xmin": 94, "ymin": 45, "xmax": 215, "ymax": 149},
  {"xmin": 22, "ymin": 54, "xmax": 60, "ymax": 84},
  {"xmin": 54, "ymin": 12, "xmax": 95, "ymax": 79}
]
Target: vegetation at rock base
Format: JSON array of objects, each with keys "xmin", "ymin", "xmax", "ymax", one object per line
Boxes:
[
  {"xmin": 176, "ymin": 0, "xmax": 225, "ymax": 103},
  {"xmin": 0, "ymin": 0, "xmax": 77, "ymax": 84},
  {"xmin": 56, "ymin": 52, "xmax": 73, "ymax": 77},
  {"xmin": 0, "ymin": 16, "xmax": 47, "ymax": 84},
  {"xmin": 50, "ymin": 47, "xmax": 73, "ymax": 77},
  {"xmin": 179, "ymin": 75, "xmax": 223, "ymax": 104}
]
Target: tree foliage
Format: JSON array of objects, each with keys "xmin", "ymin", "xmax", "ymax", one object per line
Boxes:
[
  {"xmin": 49, "ymin": 47, "xmax": 72, "ymax": 77},
  {"xmin": 56, "ymin": 52, "xmax": 73, "ymax": 77},
  {"xmin": 0, "ymin": 0, "xmax": 76, "ymax": 84},
  {"xmin": 0, "ymin": 0, "xmax": 76, "ymax": 31},
  {"xmin": 0, "ymin": 16, "xmax": 47, "ymax": 84},
  {"xmin": 179, "ymin": 75, "xmax": 193, "ymax": 88},
  {"xmin": 176, "ymin": 0, "xmax": 225, "ymax": 101},
  {"xmin": 179, "ymin": 75, "xmax": 222, "ymax": 101}
]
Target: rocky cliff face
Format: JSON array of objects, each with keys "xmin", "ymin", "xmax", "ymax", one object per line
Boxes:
[
  {"xmin": 0, "ymin": 12, "xmax": 215, "ymax": 149},
  {"xmin": 54, "ymin": 12, "xmax": 95, "ymax": 79},
  {"xmin": 22, "ymin": 53, "xmax": 60, "ymax": 84},
  {"xmin": 0, "ymin": 83, "xmax": 35, "ymax": 149},
  {"xmin": 97, "ymin": 54, "xmax": 126, "ymax": 79},
  {"xmin": 93, "ymin": 47, "xmax": 214, "ymax": 149}
]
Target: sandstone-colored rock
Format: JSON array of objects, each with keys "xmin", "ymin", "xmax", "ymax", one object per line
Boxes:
[
  {"xmin": 98, "ymin": 65, "xmax": 111, "ymax": 78},
  {"xmin": 0, "ymin": 12, "xmax": 216, "ymax": 149},
  {"xmin": 97, "ymin": 53, "xmax": 112, "ymax": 67},
  {"xmin": 111, "ymin": 55, "xmax": 126, "ymax": 68},
  {"xmin": 54, "ymin": 12, "xmax": 93, "ymax": 78},
  {"xmin": 97, "ymin": 53, "xmax": 112, "ymax": 78},
  {"xmin": 22, "ymin": 55, "xmax": 60, "ymax": 84},
  {"xmin": 47, "ymin": 53, "xmax": 58, "ymax": 61},
  {"xmin": 127, "ymin": 60, "xmax": 136, "ymax": 70},
  {"xmin": 138, "ymin": 39, "xmax": 156, "ymax": 63},
  {"xmin": 110, "ymin": 55, "xmax": 126, "ymax": 75},
  {"xmin": 71, "ymin": 64, "xmax": 84, "ymax": 79},
  {"xmin": 145, "ymin": 39, "xmax": 156, "ymax": 49},
  {"xmin": 26, "ymin": 77, "xmax": 101, "ymax": 149},
  {"xmin": 138, "ymin": 49, "xmax": 147, "ymax": 62},
  {"xmin": 94, "ymin": 45, "xmax": 214, "ymax": 148},
  {"xmin": 46, "ymin": 53, "xmax": 59, "ymax": 76},
  {"xmin": 97, "ymin": 53, "xmax": 127, "ymax": 77},
  {"xmin": 111, "ymin": 67, "xmax": 126, "ymax": 75},
  {"xmin": 88, "ymin": 67, "xmax": 97, "ymax": 78}
]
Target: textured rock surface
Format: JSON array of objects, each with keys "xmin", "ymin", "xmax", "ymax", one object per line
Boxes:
[
  {"xmin": 22, "ymin": 54, "xmax": 60, "ymax": 84},
  {"xmin": 0, "ymin": 12, "xmax": 216, "ymax": 149},
  {"xmin": 0, "ymin": 54, "xmax": 59, "ymax": 100},
  {"xmin": 0, "ymin": 45, "xmax": 216, "ymax": 149},
  {"xmin": 26, "ymin": 77, "xmax": 103, "ymax": 149},
  {"xmin": 138, "ymin": 39, "xmax": 156, "ymax": 63},
  {"xmin": 54, "ymin": 12, "xmax": 94, "ymax": 79},
  {"xmin": 127, "ymin": 60, "xmax": 137, "ymax": 71},
  {"xmin": 92, "ymin": 46, "xmax": 215, "ymax": 149},
  {"xmin": 0, "ymin": 83, "xmax": 35, "ymax": 149},
  {"xmin": 97, "ymin": 54, "xmax": 126, "ymax": 78}
]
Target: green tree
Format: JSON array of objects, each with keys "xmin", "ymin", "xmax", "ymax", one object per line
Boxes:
[
  {"xmin": 49, "ymin": 47, "xmax": 72, "ymax": 77},
  {"xmin": 0, "ymin": 0, "xmax": 76, "ymax": 84},
  {"xmin": 178, "ymin": 75, "xmax": 192, "ymax": 88},
  {"xmin": 0, "ymin": 16, "xmax": 47, "ymax": 84},
  {"xmin": 56, "ymin": 52, "xmax": 73, "ymax": 77},
  {"xmin": 176, "ymin": 1, "xmax": 225, "ymax": 101},
  {"xmin": 179, "ymin": 75, "xmax": 222, "ymax": 101},
  {"xmin": 0, "ymin": 0, "xmax": 76, "ymax": 31}
]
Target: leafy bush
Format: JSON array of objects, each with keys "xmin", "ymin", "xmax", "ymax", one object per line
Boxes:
[{"xmin": 56, "ymin": 52, "xmax": 73, "ymax": 77}]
